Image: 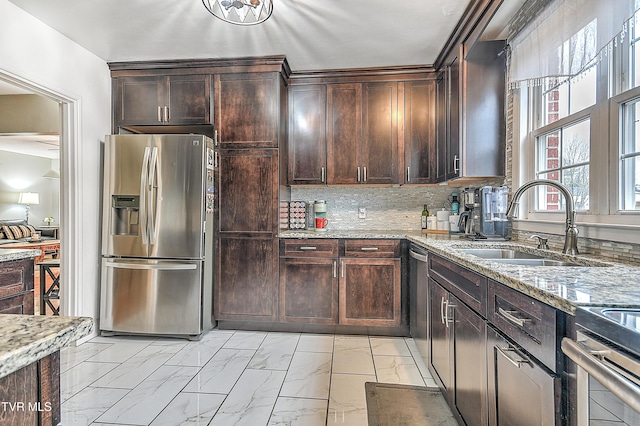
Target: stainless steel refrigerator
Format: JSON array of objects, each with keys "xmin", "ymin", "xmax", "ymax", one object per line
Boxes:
[{"xmin": 100, "ymin": 134, "xmax": 215, "ymax": 339}]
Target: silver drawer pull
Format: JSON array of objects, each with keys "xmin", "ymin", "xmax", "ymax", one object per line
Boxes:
[
  {"xmin": 497, "ymin": 346, "xmax": 531, "ymax": 368},
  {"xmin": 360, "ymin": 247, "xmax": 379, "ymax": 251},
  {"xmin": 299, "ymin": 246, "xmax": 317, "ymax": 250},
  {"xmin": 498, "ymin": 307, "xmax": 530, "ymax": 327}
]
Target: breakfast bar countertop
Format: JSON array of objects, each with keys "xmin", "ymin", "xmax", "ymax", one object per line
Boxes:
[
  {"xmin": 0, "ymin": 314, "xmax": 94, "ymax": 379},
  {"xmin": 0, "ymin": 248, "xmax": 42, "ymax": 262},
  {"xmin": 280, "ymin": 229, "xmax": 640, "ymax": 315}
]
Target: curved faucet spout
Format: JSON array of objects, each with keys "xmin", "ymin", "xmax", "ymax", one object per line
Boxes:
[{"xmin": 506, "ymin": 179, "xmax": 579, "ymax": 255}]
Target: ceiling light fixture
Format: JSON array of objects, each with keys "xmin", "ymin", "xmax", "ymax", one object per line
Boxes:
[{"xmin": 202, "ymin": 0, "xmax": 273, "ymax": 25}]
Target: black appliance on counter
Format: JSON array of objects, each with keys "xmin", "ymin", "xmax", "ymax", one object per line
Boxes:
[{"xmin": 562, "ymin": 306, "xmax": 640, "ymax": 424}]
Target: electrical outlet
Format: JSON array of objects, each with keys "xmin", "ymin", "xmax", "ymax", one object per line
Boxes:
[{"xmin": 358, "ymin": 207, "xmax": 367, "ymax": 219}]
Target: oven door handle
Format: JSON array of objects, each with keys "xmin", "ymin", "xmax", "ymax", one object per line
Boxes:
[{"xmin": 561, "ymin": 337, "xmax": 640, "ymax": 414}]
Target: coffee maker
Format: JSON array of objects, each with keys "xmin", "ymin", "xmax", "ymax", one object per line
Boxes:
[{"xmin": 458, "ymin": 186, "xmax": 509, "ymax": 240}]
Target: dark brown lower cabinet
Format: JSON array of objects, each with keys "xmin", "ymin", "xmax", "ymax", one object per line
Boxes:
[
  {"xmin": 428, "ymin": 278, "xmax": 487, "ymax": 426},
  {"xmin": 339, "ymin": 258, "xmax": 401, "ymax": 327},
  {"xmin": 279, "ymin": 257, "xmax": 338, "ymax": 324},
  {"xmin": 215, "ymin": 236, "xmax": 278, "ymax": 321},
  {"xmin": 0, "ymin": 258, "xmax": 34, "ymax": 315},
  {"xmin": 0, "ymin": 351, "xmax": 60, "ymax": 426},
  {"xmin": 487, "ymin": 326, "xmax": 560, "ymax": 425}
]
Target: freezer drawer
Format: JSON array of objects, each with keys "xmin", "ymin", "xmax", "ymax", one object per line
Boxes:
[{"xmin": 100, "ymin": 258, "xmax": 203, "ymax": 336}]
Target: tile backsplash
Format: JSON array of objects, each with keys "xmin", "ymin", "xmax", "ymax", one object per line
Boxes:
[{"xmin": 289, "ymin": 186, "xmax": 460, "ymax": 231}]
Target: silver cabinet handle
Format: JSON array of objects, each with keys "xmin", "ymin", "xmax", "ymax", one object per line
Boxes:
[
  {"xmin": 321, "ymin": 166, "xmax": 325, "ymax": 183},
  {"xmin": 333, "ymin": 261, "xmax": 337, "ymax": 278},
  {"xmin": 341, "ymin": 261, "xmax": 345, "ymax": 278},
  {"xmin": 498, "ymin": 307, "xmax": 529, "ymax": 327},
  {"xmin": 496, "ymin": 346, "xmax": 531, "ymax": 368},
  {"xmin": 360, "ymin": 247, "xmax": 379, "ymax": 251},
  {"xmin": 300, "ymin": 246, "xmax": 317, "ymax": 250},
  {"xmin": 164, "ymin": 106, "xmax": 169, "ymax": 122},
  {"xmin": 363, "ymin": 166, "xmax": 367, "ymax": 182},
  {"xmin": 357, "ymin": 167, "xmax": 361, "ymax": 182},
  {"xmin": 157, "ymin": 106, "xmax": 163, "ymax": 123},
  {"xmin": 453, "ymin": 154, "xmax": 460, "ymax": 174},
  {"xmin": 440, "ymin": 297, "xmax": 446, "ymax": 325},
  {"xmin": 445, "ymin": 300, "xmax": 455, "ymax": 328},
  {"xmin": 214, "ymin": 151, "xmax": 219, "ymax": 168},
  {"xmin": 214, "ymin": 129, "xmax": 218, "ymax": 146},
  {"xmin": 407, "ymin": 167, "xmax": 410, "ymax": 182}
]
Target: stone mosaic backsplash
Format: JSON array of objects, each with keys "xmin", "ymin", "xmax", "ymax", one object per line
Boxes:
[{"xmin": 289, "ymin": 186, "xmax": 460, "ymax": 231}]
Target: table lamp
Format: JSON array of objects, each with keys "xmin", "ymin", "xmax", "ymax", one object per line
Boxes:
[{"xmin": 18, "ymin": 192, "xmax": 40, "ymax": 224}]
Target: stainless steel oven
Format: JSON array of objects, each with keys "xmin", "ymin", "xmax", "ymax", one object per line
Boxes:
[{"xmin": 562, "ymin": 307, "xmax": 640, "ymax": 425}]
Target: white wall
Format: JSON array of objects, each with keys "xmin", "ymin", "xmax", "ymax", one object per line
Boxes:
[
  {"xmin": 0, "ymin": 0, "xmax": 111, "ymax": 321},
  {"xmin": 0, "ymin": 150, "xmax": 60, "ymax": 224}
]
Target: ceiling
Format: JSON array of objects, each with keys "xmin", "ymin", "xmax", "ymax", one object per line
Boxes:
[{"xmin": 6, "ymin": 0, "xmax": 504, "ymax": 71}]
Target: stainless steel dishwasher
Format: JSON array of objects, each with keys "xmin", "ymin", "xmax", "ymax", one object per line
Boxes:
[{"xmin": 409, "ymin": 243, "xmax": 429, "ymax": 368}]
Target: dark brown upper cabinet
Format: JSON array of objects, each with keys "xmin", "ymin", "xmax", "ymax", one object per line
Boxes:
[
  {"xmin": 114, "ymin": 74, "xmax": 212, "ymax": 127},
  {"xmin": 326, "ymin": 83, "xmax": 362, "ymax": 184},
  {"xmin": 436, "ymin": 41, "xmax": 505, "ymax": 181},
  {"xmin": 403, "ymin": 80, "xmax": 436, "ymax": 184},
  {"xmin": 288, "ymin": 84, "xmax": 327, "ymax": 185},
  {"xmin": 326, "ymin": 82, "xmax": 398, "ymax": 185},
  {"xmin": 216, "ymin": 72, "xmax": 280, "ymax": 149}
]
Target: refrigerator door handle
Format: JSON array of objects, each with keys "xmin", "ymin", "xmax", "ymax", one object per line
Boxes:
[
  {"xmin": 148, "ymin": 146, "xmax": 159, "ymax": 245},
  {"xmin": 139, "ymin": 146, "xmax": 151, "ymax": 245},
  {"xmin": 104, "ymin": 261, "xmax": 198, "ymax": 271}
]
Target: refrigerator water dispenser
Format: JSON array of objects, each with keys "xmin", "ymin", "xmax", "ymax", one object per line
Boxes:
[{"xmin": 111, "ymin": 195, "xmax": 140, "ymax": 236}]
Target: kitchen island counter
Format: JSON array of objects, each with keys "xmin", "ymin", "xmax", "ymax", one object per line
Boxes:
[
  {"xmin": 0, "ymin": 248, "xmax": 41, "ymax": 262},
  {"xmin": 0, "ymin": 314, "xmax": 93, "ymax": 379},
  {"xmin": 280, "ymin": 230, "xmax": 640, "ymax": 314}
]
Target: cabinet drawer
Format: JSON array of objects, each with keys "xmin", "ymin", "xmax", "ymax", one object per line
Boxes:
[
  {"xmin": 0, "ymin": 258, "xmax": 33, "ymax": 297},
  {"xmin": 428, "ymin": 253, "xmax": 486, "ymax": 316},
  {"xmin": 488, "ymin": 280, "xmax": 557, "ymax": 370},
  {"xmin": 343, "ymin": 239, "xmax": 400, "ymax": 258},
  {"xmin": 0, "ymin": 291, "xmax": 34, "ymax": 315},
  {"xmin": 281, "ymin": 239, "xmax": 338, "ymax": 257}
]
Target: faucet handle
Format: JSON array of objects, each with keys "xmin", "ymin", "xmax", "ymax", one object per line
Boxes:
[{"xmin": 529, "ymin": 234, "xmax": 549, "ymax": 250}]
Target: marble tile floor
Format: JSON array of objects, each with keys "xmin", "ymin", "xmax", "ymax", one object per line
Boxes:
[{"xmin": 60, "ymin": 330, "xmax": 438, "ymax": 426}]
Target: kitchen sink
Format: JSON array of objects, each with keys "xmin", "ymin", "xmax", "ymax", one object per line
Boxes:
[
  {"xmin": 489, "ymin": 258, "xmax": 580, "ymax": 267},
  {"xmin": 457, "ymin": 248, "xmax": 545, "ymax": 260}
]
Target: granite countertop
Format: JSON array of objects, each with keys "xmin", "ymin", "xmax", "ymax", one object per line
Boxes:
[
  {"xmin": 0, "ymin": 315, "xmax": 93, "ymax": 379},
  {"xmin": 280, "ymin": 229, "xmax": 640, "ymax": 315},
  {"xmin": 0, "ymin": 248, "xmax": 41, "ymax": 262}
]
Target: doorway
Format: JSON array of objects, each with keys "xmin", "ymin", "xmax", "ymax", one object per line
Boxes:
[{"xmin": 0, "ymin": 72, "xmax": 79, "ymax": 317}]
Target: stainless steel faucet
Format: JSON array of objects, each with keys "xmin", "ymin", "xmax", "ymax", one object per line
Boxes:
[{"xmin": 506, "ymin": 179, "xmax": 579, "ymax": 255}]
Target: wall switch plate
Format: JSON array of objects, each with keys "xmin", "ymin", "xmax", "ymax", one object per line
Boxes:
[{"xmin": 358, "ymin": 207, "xmax": 367, "ymax": 219}]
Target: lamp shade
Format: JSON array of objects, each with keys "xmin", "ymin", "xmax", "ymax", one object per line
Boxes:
[{"xmin": 18, "ymin": 192, "xmax": 40, "ymax": 205}]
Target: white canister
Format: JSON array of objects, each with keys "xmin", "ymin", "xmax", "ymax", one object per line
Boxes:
[
  {"xmin": 449, "ymin": 214, "xmax": 460, "ymax": 230},
  {"xmin": 436, "ymin": 208, "xmax": 451, "ymax": 222},
  {"xmin": 427, "ymin": 216, "xmax": 438, "ymax": 230}
]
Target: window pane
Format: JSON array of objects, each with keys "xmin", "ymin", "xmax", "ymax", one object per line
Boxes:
[
  {"xmin": 620, "ymin": 98, "xmax": 640, "ymax": 210},
  {"xmin": 562, "ymin": 120, "xmax": 590, "ymax": 166},
  {"xmin": 537, "ymin": 131, "xmax": 561, "ymax": 174},
  {"xmin": 563, "ymin": 165, "xmax": 590, "ymax": 210},
  {"xmin": 536, "ymin": 172, "xmax": 563, "ymax": 210}
]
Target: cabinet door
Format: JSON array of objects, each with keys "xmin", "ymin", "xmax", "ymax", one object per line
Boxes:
[
  {"xmin": 218, "ymin": 149, "xmax": 278, "ymax": 234},
  {"xmin": 452, "ymin": 294, "xmax": 487, "ymax": 426},
  {"xmin": 166, "ymin": 74, "xmax": 211, "ymax": 125},
  {"xmin": 216, "ymin": 73, "xmax": 279, "ymax": 149},
  {"xmin": 327, "ymin": 84, "xmax": 362, "ymax": 184},
  {"xmin": 280, "ymin": 257, "xmax": 338, "ymax": 324},
  {"xmin": 339, "ymin": 258, "xmax": 400, "ymax": 327},
  {"xmin": 114, "ymin": 76, "xmax": 163, "ymax": 126},
  {"xmin": 487, "ymin": 326, "xmax": 559, "ymax": 426},
  {"xmin": 288, "ymin": 85, "xmax": 327, "ymax": 184},
  {"xmin": 429, "ymin": 278, "xmax": 451, "ymax": 391},
  {"xmin": 404, "ymin": 80, "xmax": 436, "ymax": 184},
  {"xmin": 446, "ymin": 56, "xmax": 461, "ymax": 180},
  {"xmin": 362, "ymin": 82, "xmax": 398, "ymax": 184},
  {"xmin": 215, "ymin": 236, "xmax": 278, "ymax": 321},
  {"xmin": 0, "ymin": 258, "xmax": 34, "ymax": 315}
]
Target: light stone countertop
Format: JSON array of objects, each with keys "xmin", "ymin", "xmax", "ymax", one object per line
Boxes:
[
  {"xmin": 0, "ymin": 248, "xmax": 41, "ymax": 262},
  {"xmin": 280, "ymin": 229, "xmax": 640, "ymax": 314},
  {"xmin": 0, "ymin": 315, "xmax": 94, "ymax": 379}
]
